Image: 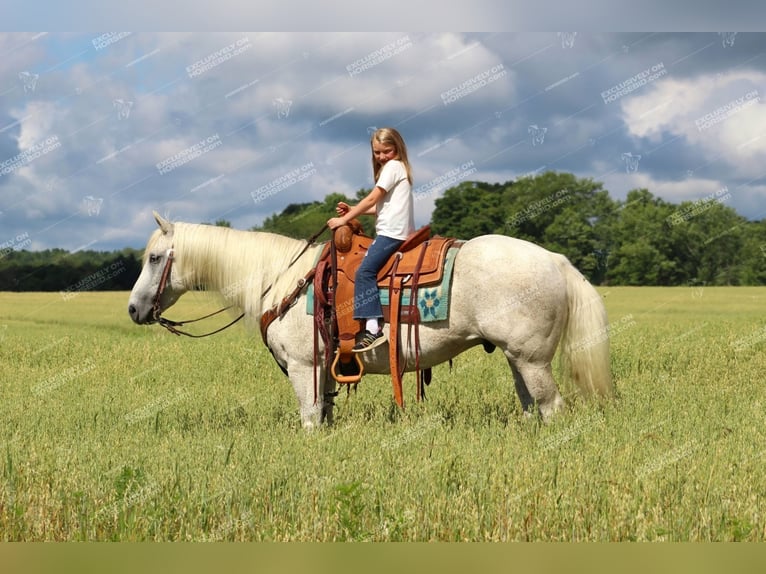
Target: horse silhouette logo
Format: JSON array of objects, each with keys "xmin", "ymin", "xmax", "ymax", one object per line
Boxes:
[
  {"xmin": 719, "ymin": 32, "xmax": 737, "ymax": 48},
  {"xmin": 621, "ymin": 152, "xmax": 641, "ymax": 173},
  {"xmin": 46, "ymin": 177, "xmax": 60, "ymax": 192},
  {"xmin": 19, "ymin": 71, "xmax": 39, "ymax": 93},
  {"xmin": 273, "ymin": 98, "xmax": 292, "ymax": 119},
  {"xmin": 557, "ymin": 32, "xmax": 577, "ymax": 49},
  {"xmin": 528, "ymin": 125, "xmax": 548, "ymax": 147},
  {"xmin": 689, "ymin": 281, "xmax": 705, "ymax": 299},
  {"xmin": 83, "ymin": 196, "xmax": 103, "ymax": 217},
  {"xmin": 113, "ymin": 99, "xmax": 133, "ymax": 120}
]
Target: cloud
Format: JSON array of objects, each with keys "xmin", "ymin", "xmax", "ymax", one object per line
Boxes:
[
  {"xmin": 1, "ymin": 32, "xmax": 766, "ymax": 253},
  {"xmin": 621, "ymin": 70, "xmax": 766, "ymax": 179}
]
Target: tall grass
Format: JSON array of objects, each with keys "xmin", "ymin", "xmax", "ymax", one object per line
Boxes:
[{"xmin": 1, "ymin": 287, "xmax": 765, "ymax": 540}]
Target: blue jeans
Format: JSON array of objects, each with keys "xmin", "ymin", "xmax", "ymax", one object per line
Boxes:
[{"xmin": 354, "ymin": 234, "xmax": 403, "ymax": 320}]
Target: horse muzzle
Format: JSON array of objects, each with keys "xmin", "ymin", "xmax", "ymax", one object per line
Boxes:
[{"xmin": 128, "ymin": 302, "xmax": 157, "ymax": 325}]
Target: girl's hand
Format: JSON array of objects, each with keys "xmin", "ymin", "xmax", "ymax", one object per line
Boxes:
[
  {"xmin": 336, "ymin": 202, "xmax": 350, "ymax": 216},
  {"xmin": 327, "ymin": 217, "xmax": 346, "ymax": 230}
]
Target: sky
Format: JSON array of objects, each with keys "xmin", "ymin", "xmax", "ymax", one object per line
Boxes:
[{"xmin": 1, "ymin": 30, "xmax": 766, "ymax": 253}]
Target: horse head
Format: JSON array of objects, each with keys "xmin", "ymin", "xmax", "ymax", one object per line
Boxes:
[{"xmin": 128, "ymin": 211, "xmax": 187, "ymax": 324}]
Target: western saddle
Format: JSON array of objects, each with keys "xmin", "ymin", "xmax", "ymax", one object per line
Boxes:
[{"xmin": 260, "ymin": 221, "xmax": 458, "ymax": 408}]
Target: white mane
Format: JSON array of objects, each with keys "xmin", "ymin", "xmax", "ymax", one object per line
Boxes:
[{"xmin": 155, "ymin": 223, "xmax": 323, "ymax": 324}]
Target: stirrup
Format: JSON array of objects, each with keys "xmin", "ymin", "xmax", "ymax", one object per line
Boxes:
[{"xmin": 330, "ymin": 351, "xmax": 365, "ymax": 384}]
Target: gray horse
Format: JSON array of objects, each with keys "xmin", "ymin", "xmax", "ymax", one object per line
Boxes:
[{"xmin": 128, "ymin": 212, "xmax": 613, "ymax": 429}]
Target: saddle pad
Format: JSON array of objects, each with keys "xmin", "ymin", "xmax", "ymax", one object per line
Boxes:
[{"xmin": 306, "ymin": 246, "xmax": 460, "ymax": 322}]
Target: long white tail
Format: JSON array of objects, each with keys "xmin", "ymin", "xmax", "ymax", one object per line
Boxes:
[{"xmin": 554, "ymin": 255, "xmax": 614, "ymax": 398}]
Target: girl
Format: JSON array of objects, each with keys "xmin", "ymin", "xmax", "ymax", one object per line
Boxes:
[{"xmin": 327, "ymin": 127, "xmax": 415, "ymax": 352}]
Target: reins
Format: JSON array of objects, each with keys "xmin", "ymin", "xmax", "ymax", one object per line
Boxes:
[
  {"xmin": 158, "ymin": 309, "xmax": 245, "ymax": 338},
  {"xmin": 153, "ymin": 224, "xmax": 328, "ymax": 338}
]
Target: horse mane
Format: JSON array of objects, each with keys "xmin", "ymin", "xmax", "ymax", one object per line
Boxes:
[{"xmin": 157, "ymin": 222, "xmax": 322, "ymax": 323}]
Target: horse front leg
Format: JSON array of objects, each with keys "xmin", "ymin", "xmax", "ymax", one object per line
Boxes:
[{"xmin": 288, "ymin": 362, "xmax": 333, "ymax": 430}]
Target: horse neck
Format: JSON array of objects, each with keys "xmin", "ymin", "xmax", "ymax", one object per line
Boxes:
[{"xmin": 174, "ymin": 223, "xmax": 320, "ymax": 316}]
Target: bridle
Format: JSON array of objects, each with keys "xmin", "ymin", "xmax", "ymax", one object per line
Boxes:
[
  {"xmin": 151, "ymin": 248, "xmax": 245, "ymax": 338},
  {"xmin": 150, "ymin": 224, "xmax": 327, "ymax": 339},
  {"xmin": 151, "ymin": 248, "xmax": 175, "ymax": 323}
]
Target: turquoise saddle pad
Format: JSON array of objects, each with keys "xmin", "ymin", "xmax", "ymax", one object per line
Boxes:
[{"xmin": 306, "ymin": 246, "xmax": 459, "ymax": 322}]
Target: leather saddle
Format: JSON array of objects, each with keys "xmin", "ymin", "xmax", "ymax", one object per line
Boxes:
[{"xmin": 314, "ymin": 221, "xmax": 458, "ymax": 407}]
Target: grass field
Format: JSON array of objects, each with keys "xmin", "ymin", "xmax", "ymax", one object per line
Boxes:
[{"xmin": 1, "ymin": 287, "xmax": 765, "ymax": 541}]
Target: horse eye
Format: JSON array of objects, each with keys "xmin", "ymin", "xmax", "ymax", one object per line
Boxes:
[{"xmin": 149, "ymin": 254, "xmax": 161, "ymax": 264}]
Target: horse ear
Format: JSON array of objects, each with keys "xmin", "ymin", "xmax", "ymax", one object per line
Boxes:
[{"xmin": 153, "ymin": 211, "xmax": 174, "ymax": 235}]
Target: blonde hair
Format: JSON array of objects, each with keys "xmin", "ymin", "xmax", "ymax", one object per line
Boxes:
[{"xmin": 370, "ymin": 127, "xmax": 413, "ymax": 184}]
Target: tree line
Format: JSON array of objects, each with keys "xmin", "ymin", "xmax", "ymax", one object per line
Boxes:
[
  {"xmin": 0, "ymin": 248, "xmax": 144, "ymax": 292},
  {"xmin": 428, "ymin": 172, "xmax": 766, "ymax": 286},
  {"xmin": 2, "ymin": 171, "xmax": 766, "ymax": 291},
  {"xmin": 255, "ymin": 172, "xmax": 766, "ymax": 286}
]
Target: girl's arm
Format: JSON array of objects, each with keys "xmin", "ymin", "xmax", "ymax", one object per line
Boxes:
[
  {"xmin": 338, "ymin": 200, "xmax": 376, "ymax": 217},
  {"xmin": 328, "ymin": 187, "xmax": 385, "ymax": 229}
]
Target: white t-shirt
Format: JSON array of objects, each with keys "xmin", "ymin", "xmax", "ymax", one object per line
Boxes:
[{"xmin": 374, "ymin": 160, "xmax": 415, "ymax": 240}]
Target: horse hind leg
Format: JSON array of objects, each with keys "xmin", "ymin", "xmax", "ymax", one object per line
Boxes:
[
  {"xmin": 509, "ymin": 358, "xmax": 564, "ymax": 421},
  {"xmin": 509, "ymin": 360, "xmax": 535, "ymax": 417}
]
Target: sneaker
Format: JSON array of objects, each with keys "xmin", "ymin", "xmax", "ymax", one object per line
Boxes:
[{"xmin": 352, "ymin": 329, "xmax": 387, "ymax": 353}]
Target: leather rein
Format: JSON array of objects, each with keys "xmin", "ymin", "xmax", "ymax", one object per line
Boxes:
[{"xmin": 152, "ymin": 225, "xmax": 327, "ymax": 339}]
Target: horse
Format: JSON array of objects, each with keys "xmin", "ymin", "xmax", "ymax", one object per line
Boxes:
[{"xmin": 128, "ymin": 212, "xmax": 613, "ymax": 430}]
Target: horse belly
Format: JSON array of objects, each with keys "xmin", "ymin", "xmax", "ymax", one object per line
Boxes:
[{"xmin": 357, "ymin": 322, "xmax": 484, "ymax": 375}]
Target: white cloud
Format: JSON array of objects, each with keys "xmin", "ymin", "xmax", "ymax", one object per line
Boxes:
[
  {"xmin": 3, "ymin": 32, "xmax": 766, "ymax": 252},
  {"xmin": 603, "ymin": 170, "xmax": 727, "ymax": 201},
  {"xmin": 621, "ymin": 70, "xmax": 766, "ymax": 179},
  {"xmin": 211, "ymin": 32, "xmax": 516, "ymax": 120},
  {"xmin": 595, "ymin": 169, "xmax": 766, "ymax": 224},
  {"xmin": 11, "ymin": 100, "xmax": 59, "ymax": 150}
]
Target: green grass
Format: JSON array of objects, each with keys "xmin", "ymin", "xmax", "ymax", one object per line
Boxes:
[{"xmin": 1, "ymin": 287, "xmax": 765, "ymax": 541}]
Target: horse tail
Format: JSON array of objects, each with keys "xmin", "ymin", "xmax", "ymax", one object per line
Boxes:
[{"xmin": 554, "ymin": 254, "xmax": 614, "ymax": 399}]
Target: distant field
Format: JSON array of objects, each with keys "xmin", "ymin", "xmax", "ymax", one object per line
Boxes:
[{"xmin": 1, "ymin": 287, "xmax": 765, "ymax": 541}]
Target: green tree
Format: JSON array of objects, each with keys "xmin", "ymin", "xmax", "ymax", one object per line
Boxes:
[
  {"xmin": 252, "ymin": 192, "xmax": 373, "ymax": 240},
  {"xmin": 432, "ymin": 172, "xmax": 617, "ymax": 283},
  {"xmin": 667, "ymin": 199, "xmax": 748, "ymax": 285},
  {"xmin": 606, "ymin": 189, "xmax": 679, "ymax": 285},
  {"xmin": 739, "ymin": 219, "xmax": 766, "ymax": 284},
  {"xmin": 431, "ymin": 181, "xmax": 507, "ymax": 238},
  {"xmin": 528, "ymin": 174, "xmax": 616, "ymax": 283}
]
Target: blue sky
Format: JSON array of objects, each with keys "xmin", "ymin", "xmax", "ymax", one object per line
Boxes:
[{"xmin": 1, "ymin": 31, "xmax": 765, "ymax": 252}]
